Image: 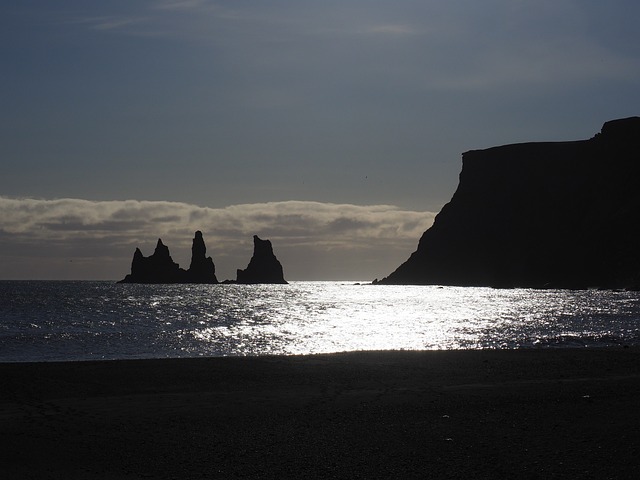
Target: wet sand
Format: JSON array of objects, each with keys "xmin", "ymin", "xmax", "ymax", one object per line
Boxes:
[{"xmin": 2, "ymin": 348, "xmax": 639, "ymax": 479}]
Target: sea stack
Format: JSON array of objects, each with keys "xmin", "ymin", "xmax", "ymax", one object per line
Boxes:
[
  {"xmin": 185, "ymin": 231, "xmax": 218, "ymax": 283},
  {"xmin": 379, "ymin": 116, "xmax": 640, "ymax": 289},
  {"xmin": 119, "ymin": 239, "xmax": 185, "ymax": 284},
  {"xmin": 236, "ymin": 235, "xmax": 288, "ymax": 284},
  {"xmin": 119, "ymin": 231, "xmax": 218, "ymax": 284}
]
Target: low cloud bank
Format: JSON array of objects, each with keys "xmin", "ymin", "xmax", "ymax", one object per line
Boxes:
[{"xmin": 0, "ymin": 197, "xmax": 436, "ymax": 281}]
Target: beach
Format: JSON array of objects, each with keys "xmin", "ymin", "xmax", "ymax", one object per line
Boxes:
[{"xmin": 2, "ymin": 348, "xmax": 639, "ymax": 479}]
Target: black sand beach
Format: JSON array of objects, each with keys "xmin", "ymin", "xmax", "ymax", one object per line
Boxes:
[{"xmin": 2, "ymin": 349, "xmax": 639, "ymax": 479}]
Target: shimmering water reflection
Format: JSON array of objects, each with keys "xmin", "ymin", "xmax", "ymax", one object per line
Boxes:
[{"xmin": 1, "ymin": 281, "xmax": 639, "ymax": 361}]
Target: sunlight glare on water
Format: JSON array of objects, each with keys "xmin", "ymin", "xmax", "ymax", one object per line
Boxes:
[
  {"xmin": 180, "ymin": 282, "xmax": 640, "ymax": 355},
  {"xmin": 0, "ymin": 281, "xmax": 639, "ymax": 361}
]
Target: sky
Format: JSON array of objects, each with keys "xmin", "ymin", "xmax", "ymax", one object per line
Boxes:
[{"xmin": 1, "ymin": 0, "xmax": 639, "ymax": 281}]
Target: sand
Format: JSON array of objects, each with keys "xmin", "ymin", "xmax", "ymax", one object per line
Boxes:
[{"xmin": 1, "ymin": 348, "xmax": 639, "ymax": 479}]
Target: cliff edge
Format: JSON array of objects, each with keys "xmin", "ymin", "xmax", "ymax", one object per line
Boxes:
[{"xmin": 379, "ymin": 116, "xmax": 640, "ymax": 289}]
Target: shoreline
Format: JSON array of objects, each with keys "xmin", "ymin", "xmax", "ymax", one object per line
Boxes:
[{"xmin": 2, "ymin": 348, "xmax": 640, "ymax": 479}]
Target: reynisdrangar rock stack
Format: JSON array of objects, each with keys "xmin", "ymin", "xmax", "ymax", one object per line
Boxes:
[
  {"xmin": 186, "ymin": 231, "xmax": 218, "ymax": 283},
  {"xmin": 119, "ymin": 239, "xmax": 185, "ymax": 284},
  {"xmin": 119, "ymin": 231, "xmax": 286, "ymax": 284},
  {"xmin": 236, "ymin": 235, "xmax": 288, "ymax": 284}
]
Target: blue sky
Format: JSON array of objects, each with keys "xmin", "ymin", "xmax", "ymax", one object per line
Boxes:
[{"xmin": 1, "ymin": 1, "xmax": 639, "ymax": 280}]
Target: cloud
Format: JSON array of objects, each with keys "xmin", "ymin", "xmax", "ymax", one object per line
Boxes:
[
  {"xmin": 0, "ymin": 197, "xmax": 436, "ymax": 281},
  {"xmin": 156, "ymin": 0, "xmax": 210, "ymax": 11},
  {"xmin": 69, "ymin": 15, "xmax": 148, "ymax": 32},
  {"xmin": 61, "ymin": 2, "xmax": 640, "ymax": 93}
]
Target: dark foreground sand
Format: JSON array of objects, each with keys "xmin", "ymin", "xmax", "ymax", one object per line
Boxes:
[{"xmin": 2, "ymin": 349, "xmax": 639, "ymax": 479}]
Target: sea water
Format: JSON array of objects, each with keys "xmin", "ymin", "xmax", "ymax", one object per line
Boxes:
[{"xmin": 1, "ymin": 280, "xmax": 639, "ymax": 362}]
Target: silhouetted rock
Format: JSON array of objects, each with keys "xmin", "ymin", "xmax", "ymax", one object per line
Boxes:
[
  {"xmin": 119, "ymin": 239, "xmax": 186, "ymax": 284},
  {"xmin": 236, "ymin": 235, "xmax": 287, "ymax": 284},
  {"xmin": 119, "ymin": 232, "xmax": 218, "ymax": 284},
  {"xmin": 186, "ymin": 231, "xmax": 218, "ymax": 283},
  {"xmin": 379, "ymin": 117, "xmax": 640, "ymax": 289}
]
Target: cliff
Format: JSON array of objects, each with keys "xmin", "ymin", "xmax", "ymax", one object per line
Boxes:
[
  {"xmin": 236, "ymin": 235, "xmax": 288, "ymax": 284},
  {"xmin": 379, "ymin": 116, "xmax": 640, "ymax": 289},
  {"xmin": 119, "ymin": 231, "xmax": 218, "ymax": 284}
]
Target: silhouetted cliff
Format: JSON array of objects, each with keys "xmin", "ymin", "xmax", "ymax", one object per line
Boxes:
[
  {"xmin": 119, "ymin": 231, "xmax": 218, "ymax": 284},
  {"xmin": 236, "ymin": 235, "xmax": 288, "ymax": 284},
  {"xmin": 379, "ymin": 116, "xmax": 640, "ymax": 289}
]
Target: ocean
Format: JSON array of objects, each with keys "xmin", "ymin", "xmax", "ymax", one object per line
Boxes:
[{"xmin": 1, "ymin": 280, "xmax": 639, "ymax": 362}]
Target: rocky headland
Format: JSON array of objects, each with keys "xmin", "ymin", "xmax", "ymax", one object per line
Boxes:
[{"xmin": 379, "ymin": 116, "xmax": 640, "ymax": 289}]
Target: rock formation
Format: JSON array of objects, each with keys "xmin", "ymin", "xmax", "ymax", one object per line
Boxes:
[
  {"xmin": 185, "ymin": 231, "xmax": 218, "ymax": 283},
  {"xmin": 379, "ymin": 116, "xmax": 640, "ymax": 289},
  {"xmin": 236, "ymin": 235, "xmax": 288, "ymax": 284},
  {"xmin": 119, "ymin": 231, "xmax": 218, "ymax": 284}
]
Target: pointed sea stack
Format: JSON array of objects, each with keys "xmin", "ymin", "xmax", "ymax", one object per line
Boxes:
[
  {"xmin": 119, "ymin": 239, "xmax": 186, "ymax": 283},
  {"xmin": 119, "ymin": 231, "xmax": 218, "ymax": 284},
  {"xmin": 186, "ymin": 231, "xmax": 218, "ymax": 283},
  {"xmin": 236, "ymin": 235, "xmax": 288, "ymax": 284},
  {"xmin": 379, "ymin": 116, "xmax": 640, "ymax": 289}
]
